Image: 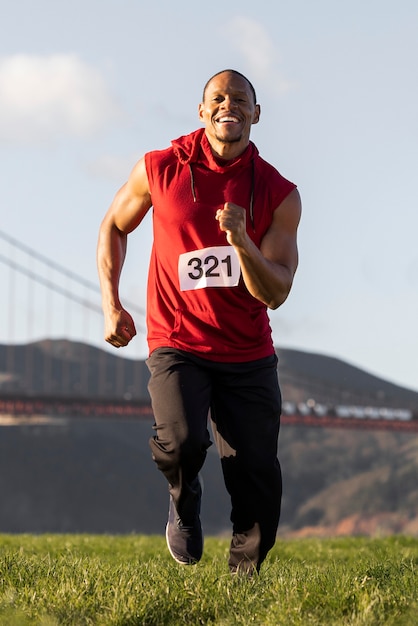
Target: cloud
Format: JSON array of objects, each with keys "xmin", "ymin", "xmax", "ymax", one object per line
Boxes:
[
  {"xmin": 220, "ymin": 16, "xmax": 294, "ymax": 97},
  {"xmin": 0, "ymin": 54, "xmax": 121, "ymax": 143}
]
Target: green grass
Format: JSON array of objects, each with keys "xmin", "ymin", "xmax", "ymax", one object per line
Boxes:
[{"xmin": 0, "ymin": 534, "xmax": 417, "ymax": 625}]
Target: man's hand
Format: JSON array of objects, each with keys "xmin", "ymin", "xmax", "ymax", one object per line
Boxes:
[
  {"xmin": 104, "ymin": 306, "xmax": 137, "ymax": 348},
  {"xmin": 215, "ymin": 202, "xmax": 247, "ymax": 246}
]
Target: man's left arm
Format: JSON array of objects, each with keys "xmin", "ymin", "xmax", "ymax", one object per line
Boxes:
[{"xmin": 217, "ymin": 188, "xmax": 302, "ymax": 309}]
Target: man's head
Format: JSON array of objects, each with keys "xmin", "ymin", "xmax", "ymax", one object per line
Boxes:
[
  {"xmin": 198, "ymin": 69, "xmax": 260, "ymax": 160},
  {"xmin": 202, "ymin": 69, "xmax": 257, "ymax": 105}
]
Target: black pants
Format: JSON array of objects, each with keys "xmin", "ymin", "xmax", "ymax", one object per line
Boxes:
[{"xmin": 146, "ymin": 347, "xmax": 282, "ymax": 567}]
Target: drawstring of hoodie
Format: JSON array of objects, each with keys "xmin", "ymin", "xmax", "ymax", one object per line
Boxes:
[
  {"xmin": 189, "ymin": 161, "xmax": 255, "ymax": 231},
  {"xmin": 189, "ymin": 164, "xmax": 197, "ymax": 202}
]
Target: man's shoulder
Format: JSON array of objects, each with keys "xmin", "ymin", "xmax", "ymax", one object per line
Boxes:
[
  {"xmin": 146, "ymin": 143, "xmax": 175, "ymax": 159},
  {"xmin": 145, "ymin": 144, "xmax": 176, "ymax": 169}
]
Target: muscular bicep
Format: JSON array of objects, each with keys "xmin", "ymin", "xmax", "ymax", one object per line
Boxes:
[
  {"xmin": 106, "ymin": 157, "xmax": 152, "ymax": 234},
  {"xmin": 260, "ymin": 188, "xmax": 302, "ymax": 278}
]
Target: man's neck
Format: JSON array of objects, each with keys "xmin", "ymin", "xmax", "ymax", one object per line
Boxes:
[{"xmin": 205, "ymin": 132, "xmax": 249, "ymax": 161}]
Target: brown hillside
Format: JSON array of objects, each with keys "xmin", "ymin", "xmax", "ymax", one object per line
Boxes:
[{"xmin": 278, "ymin": 426, "xmax": 418, "ymax": 537}]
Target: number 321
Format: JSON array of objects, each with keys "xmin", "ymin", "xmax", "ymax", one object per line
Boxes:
[{"xmin": 187, "ymin": 254, "xmax": 232, "ymax": 280}]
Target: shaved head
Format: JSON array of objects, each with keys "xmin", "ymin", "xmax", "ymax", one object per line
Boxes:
[{"xmin": 203, "ymin": 69, "xmax": 257, "ymax": 105}]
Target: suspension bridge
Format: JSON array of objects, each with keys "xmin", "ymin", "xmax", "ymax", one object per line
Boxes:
[{"xmin": 1, "ymin": 229, "xmax": 417, "ymax": 431}]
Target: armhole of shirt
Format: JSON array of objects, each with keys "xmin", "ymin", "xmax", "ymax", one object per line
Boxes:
[{"xmin": 144, "ymin": 152, "xmax": 154, "ymax": 194}]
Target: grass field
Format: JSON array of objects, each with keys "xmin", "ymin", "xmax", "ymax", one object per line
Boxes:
[{"xmin": 0, "ymin": 534, "xmax": 417, "ymax": 625}]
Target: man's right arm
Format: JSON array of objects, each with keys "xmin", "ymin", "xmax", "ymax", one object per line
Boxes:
[{"xmin": 97, "ymin": 157, "xmax": 152, "ymax": 348}]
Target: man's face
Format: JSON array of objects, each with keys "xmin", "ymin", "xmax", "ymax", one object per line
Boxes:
[{"xmin": 198, "ymin": 72, "xmax": 260, "ymax": 155}]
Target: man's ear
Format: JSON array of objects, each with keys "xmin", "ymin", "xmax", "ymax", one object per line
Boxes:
[
  {"xmin": 198, "ymin": 102, "xmax": 204, "ymax": 122},
  {"xmin": 253, "ymin": 104, "xmax": 261, "ymax": 125}
]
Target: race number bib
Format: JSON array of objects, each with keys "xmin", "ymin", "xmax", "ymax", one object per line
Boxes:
[{"xmin": 178, "ymin": 246, "xmax": 241, "ymax": 291}]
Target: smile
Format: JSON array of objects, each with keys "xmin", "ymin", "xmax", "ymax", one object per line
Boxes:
[{"xmin": 215, "ymin": 115, "xmax": 240, "ymax": 124}]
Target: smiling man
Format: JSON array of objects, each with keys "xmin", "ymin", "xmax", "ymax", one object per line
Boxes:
[{"xmin": 97, "ymin": 69, "xmax": 301, "ymax": 574}]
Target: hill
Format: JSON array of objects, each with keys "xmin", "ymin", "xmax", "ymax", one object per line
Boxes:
[{"xmin": 0, "ymin": 340, "xmax": 417, "ymax": 537}]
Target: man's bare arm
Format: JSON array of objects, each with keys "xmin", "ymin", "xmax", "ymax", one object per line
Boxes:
[
  {"xmin": 216, "ymin": 188, "xmax": 302, "ymax": 309},
  {"xmin": 97, "ymin": 157, "xmax": 152, "ymax": 347}
]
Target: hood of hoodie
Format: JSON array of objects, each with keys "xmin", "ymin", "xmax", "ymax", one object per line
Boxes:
[{"xmin": 171, "ymin": 128, "xmax": 258, "ymax": 173}]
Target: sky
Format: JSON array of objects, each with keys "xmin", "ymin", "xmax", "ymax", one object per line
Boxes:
[{"xmin": 1, "ymin": 0, "xmax": 417, "ymax": 393}]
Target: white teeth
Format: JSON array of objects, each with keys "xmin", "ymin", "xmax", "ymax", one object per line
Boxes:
[{"xmin": 218, "ymin": 116, "xmax": 238, "ymax": 123}]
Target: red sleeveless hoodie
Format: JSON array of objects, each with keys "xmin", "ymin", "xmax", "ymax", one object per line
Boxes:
[{"xmin": 144, "ymin": 128, "xmax": 296, "ymax": 362}]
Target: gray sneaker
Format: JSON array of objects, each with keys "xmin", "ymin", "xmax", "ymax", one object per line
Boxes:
[{"xmin": 165, "ymin": 477, "xmax": 203, "ymax": 565}]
